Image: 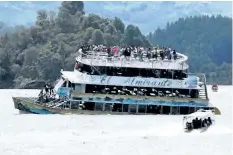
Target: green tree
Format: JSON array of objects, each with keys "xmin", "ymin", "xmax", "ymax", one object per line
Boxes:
[
  {"xmin": 61, "ymin": 1, "xmax": 85, "ymax": 15},
  {"xmin": 113, "ymin": 17, "xmax": 125, "ymax": 34},
  {"xmin": 0, "ymin": 1, "xmax": 152, "ymax": 88},
  {"xmin": 147, "ymin": 15, "xmax": 232, "ymax": 84},
  {"xmin": 91, "ymin": 29, "xmax": 105, "ymax": 45}
]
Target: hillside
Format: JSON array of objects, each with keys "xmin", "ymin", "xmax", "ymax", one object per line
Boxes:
[
  {"xmin": 148, "ymin": 15, "xmax": 232, "ymax": 84},
  {"xmin": 0, "ymin": 1, "xmax": 150, "ymax": 88},
  {"xmin": 0, "ymin": 1, "xmax": 232, "ymax": 33},
  {"xmin": 0, "ymin": 1, "xmax": 231, "ymax": 88}
]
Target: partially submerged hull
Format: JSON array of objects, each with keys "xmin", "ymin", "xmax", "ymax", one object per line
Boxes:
[
  {"xmin": 13, "ymin": 97, "xmax": 221, "ymax": 115},
  {"xmin": 13, "ymin": 97, "xmax": 115, "ymax": 115}
]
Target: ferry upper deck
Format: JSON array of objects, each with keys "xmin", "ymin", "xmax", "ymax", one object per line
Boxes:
[{"xmin": 76, "ymin": 46, "xmax": 189, "ymax": 70}]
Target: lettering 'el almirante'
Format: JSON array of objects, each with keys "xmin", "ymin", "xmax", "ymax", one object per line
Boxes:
[
  {"xmin": 88, "ymin": 75, "xmax": 176, "ymax": 87},
  {"xmin": 123, "ymin": 77, "xmax": 172, "ymax": 87}
]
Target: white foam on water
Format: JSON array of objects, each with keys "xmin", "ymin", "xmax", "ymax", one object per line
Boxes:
[{"xmin": 0, "ymin": 86, "xmax": 232, "ymax": 155}]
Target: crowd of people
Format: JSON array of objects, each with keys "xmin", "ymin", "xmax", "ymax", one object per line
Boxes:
[
  {"xmin": 185, "ymin": 116, "xmax": 213, "ymax": 131},
  {"xmin": 37, "ymin": 83, "xmax": 56, "ymax": 103},
  {"xmin": 79, "ymin": 44, "xmax": 179, "ymax": 61}
]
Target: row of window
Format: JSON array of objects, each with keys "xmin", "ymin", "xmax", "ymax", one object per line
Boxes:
[
  {"xmin": 85, "ymin": 85, "xmax": 199, "ymax": 99},
  {"xmin": 75, "ymin": 61, "xmax": 188, "ymax": 79}
]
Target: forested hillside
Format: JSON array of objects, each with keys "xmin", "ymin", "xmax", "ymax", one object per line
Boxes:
[
  {"xmin": 0, "ymin": 2, "xmax": 231, "ymax": 89},
  {"xmin": 148, "ymin": 15, "xmax": 232, "ymax": 84},
  {"xmin": 0, "ymin": 1, "xmax": 150, "ymax": 88},
  {"xmin": 0, "ymin": 1, "xmax": 232, "ymax": 33}
]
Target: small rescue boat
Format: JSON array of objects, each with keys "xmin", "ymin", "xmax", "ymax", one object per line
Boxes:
[{"xmin": 183, "ymin": 109, "xmax": 215, "ymax": 133}]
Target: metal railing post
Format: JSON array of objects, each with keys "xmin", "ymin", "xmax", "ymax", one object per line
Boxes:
[{"xmin": 202, "ymin": 74, "xmax": 209, "ymax": 100}]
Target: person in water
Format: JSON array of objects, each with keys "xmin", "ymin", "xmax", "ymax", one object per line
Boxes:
[{"xmin": 207, "ymin": 117, "xmax": 212, "ymax": 125}]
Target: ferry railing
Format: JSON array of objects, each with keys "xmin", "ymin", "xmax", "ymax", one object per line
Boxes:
[
  {"xmin": 76, "ymin": 50, "xmax": 189, "ymax": 70},
  {"xmin": 202, "ymin": 73, "xmax": 209, "ymax": 100},
  {"xmin": 187, "ymin": 73, "xmax": 209, "ymax": 100}
]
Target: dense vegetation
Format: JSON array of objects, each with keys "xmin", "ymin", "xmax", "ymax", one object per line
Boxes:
[
  {"xmin": 148, "ymin": 15, "xmax": 232, "ymax": 84},
  {"xmin": 0, "ymin": 1, "xmax": 231, "ymax": 89},
  {"xmin": 0, "ymin": 1, "xmax": 150, "ymax": 88}
]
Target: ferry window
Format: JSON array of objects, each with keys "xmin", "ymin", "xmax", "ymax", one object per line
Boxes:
[
  {"xmin": 83, "ymin": 84, "xmax": 199, "ymax": 99},
  {"xmin": 106, "ymin": 67, "xmax": 114, "ymax": 76},
  {"xmin": 68, "ymin": 81, "xmax": 72, "ymax": 87},
  {"xmin": 115, "ymin": 67, "xmax": 123, "ymax": 76},
  {"xmin": 147, "ymin": 69, "xmax": 154, "ymax": 77},
  {"xmin": 62, "ymin": 81, "xmax": 67, "ymax": 87},
  {"xmin": 190, "ymin": 89, "xmax": 199, "ymax": 98},
  {"xmin": 75, "ymin": 61, "xmax": 85, "ymax": 71},
  {"xmin": 75, "ymin": 84, "xmax": 82, "ymax": 90},
  {"xmin": 72, "ymin": 83, "xmax": 75, "ymax": 90},
  {"xmin": 160, "ymin": 70, "xmax": 167, "ymax": 78},
  {"xmin": 182, "ymin": 71, "xmax": 187, "ymax": 78},
  {"xmin": 167, "ymin": 70, "xmax": 173, "ymax": 78},
  {"xmin": 75, "ymin": 62, "xmax": 188, "ymax": 80},
  {"xmin": 139, "ymin": 69, "xmax": 147, "ymax": 77}
]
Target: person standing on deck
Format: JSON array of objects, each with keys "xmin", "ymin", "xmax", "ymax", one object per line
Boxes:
[
  {"xmin": 160, "ymin": 49, "xmax": 164, "ymax": 60},
  {"xmin": 44, "ymin": 83, "xmax": 49, "ymax": 94},
  {"xmin": 173, "ymin": 50, "xmax": 177, "ymax": 60},
  {"xmin": 107, "ymin": 46, "xmax": 111, "ymax": 61},
  {"xmin": 112, "ymin": 46, "xmax": 118, "ymax": 57}
]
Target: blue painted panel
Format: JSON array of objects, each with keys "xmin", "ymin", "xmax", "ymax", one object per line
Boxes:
[
  {"xmin": 57, "ymin": 87, "xmax": 71, "ymax": 97},
  {"xmin": 23, "ymin": 104, "xmax": 55, "ymax": 114},
  {"xmin": 185, "ymin": 75, "xmax": 198, "ymax": 88}
]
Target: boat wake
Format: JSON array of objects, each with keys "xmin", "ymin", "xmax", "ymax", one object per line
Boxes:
[
  {"xmin": 202, "ymin": 125, "xmax": 233, "ymax": 135},
  {"xmin": 141, "ymin": 122, "xmax": 232, "ymax": 137}
]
